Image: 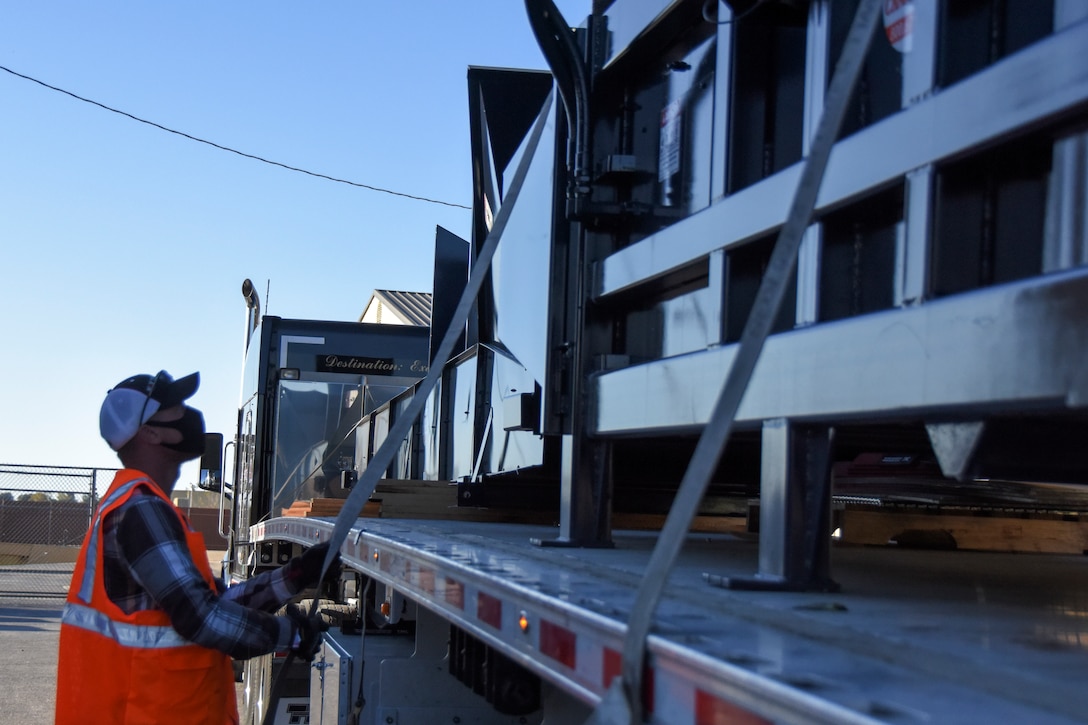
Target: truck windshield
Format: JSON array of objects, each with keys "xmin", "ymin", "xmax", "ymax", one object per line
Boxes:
[{"xmin": 270, "ymin": 379, "xmax": 405, "ymax": 515}]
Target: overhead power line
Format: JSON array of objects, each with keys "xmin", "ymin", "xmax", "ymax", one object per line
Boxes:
[{"xmin": 0, "ymin": 63, "xmax": 470, "ymax": 210}]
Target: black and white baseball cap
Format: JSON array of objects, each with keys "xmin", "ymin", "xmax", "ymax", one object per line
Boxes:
[{"xmin": 99, "ymin": 371, "xmax": 200, "ymax": 450}]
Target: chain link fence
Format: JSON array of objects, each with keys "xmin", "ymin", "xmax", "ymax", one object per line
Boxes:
[{"xmin": 0, "ymin": 464, "xmax": 117, "ymax": 600}]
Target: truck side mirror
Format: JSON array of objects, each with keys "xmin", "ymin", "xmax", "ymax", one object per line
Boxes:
[{"xmin": 199, "ymin": 433, "xmax": 225, "ymax": 492}]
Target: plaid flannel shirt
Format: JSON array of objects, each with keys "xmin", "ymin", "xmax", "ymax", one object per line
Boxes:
[{"xmin": 100, "ymin": 488, "xmax": 298, "ymax": 658}]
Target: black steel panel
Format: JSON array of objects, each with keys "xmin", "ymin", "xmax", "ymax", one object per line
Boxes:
[
  {"xmin": 468, "ymin": 67, "xmax": 555, "ymax": 351},
  {"xmin": 431, "ymin": 225, "xmax": 470, "ymax": 365},
  {"xmin": 938, "ymin": 0, "xmax": 1054, "ymax": 88}
]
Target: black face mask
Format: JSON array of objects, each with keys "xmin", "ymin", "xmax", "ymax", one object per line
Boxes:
[{"xmin": 146, "ymin": 407, "xmax": 206, "ymax": 459}]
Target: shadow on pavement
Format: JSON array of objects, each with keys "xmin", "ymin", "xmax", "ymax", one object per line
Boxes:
[{"xmin": 0, "ymin": 604, "xmax": 62, "ymax": 631}]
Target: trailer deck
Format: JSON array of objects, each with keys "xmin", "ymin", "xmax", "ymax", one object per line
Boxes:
[{"xmin": 254, "ymin": 516, "xmax": 1088, "ymax": 724}]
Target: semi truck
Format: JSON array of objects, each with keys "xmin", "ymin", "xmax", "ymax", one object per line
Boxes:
[{"xmin": 214, "ymin": 1, "xmax": 1088, "ymax": 723}]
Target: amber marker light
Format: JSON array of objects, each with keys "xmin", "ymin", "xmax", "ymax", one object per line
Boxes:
[{"xmin": 518, "ymin": 611, "xmax": 530, "ymax": 633}]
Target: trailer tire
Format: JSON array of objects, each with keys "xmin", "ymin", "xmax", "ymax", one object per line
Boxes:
[{"xmin": 282, "ymin": 598, "xmax": 358, "ymax": 629}]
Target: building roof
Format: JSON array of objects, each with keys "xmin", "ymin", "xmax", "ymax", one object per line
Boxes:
[{"xmin": 359, "ymin": 290, "xmax": 432, "ymax": 326}]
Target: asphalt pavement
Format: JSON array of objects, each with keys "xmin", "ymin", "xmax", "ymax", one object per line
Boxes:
[{"xmin": 0, "ymin": 599, "xmax": 63, "ymax": 723}]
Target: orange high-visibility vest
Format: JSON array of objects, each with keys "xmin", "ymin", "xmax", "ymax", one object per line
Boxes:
[{"xmin": 55, "ymin": 469, "xmax": 239, "ymax": 725}]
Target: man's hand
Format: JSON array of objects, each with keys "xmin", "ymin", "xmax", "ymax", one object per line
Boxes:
[
  {"xmin": 289, "ymin": 541, "xmax": 341, "ymax": 590},
  {"xmin": 285, "ymin": 604, "xmax": 329, "ymax": 662}
]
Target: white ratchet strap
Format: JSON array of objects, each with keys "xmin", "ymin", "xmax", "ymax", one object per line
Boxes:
[{"xmin": 314, "ymin": 91, "xmax": 557, "ymax": 587}]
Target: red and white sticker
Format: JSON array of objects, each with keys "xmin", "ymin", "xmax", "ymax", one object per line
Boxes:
[{"xmin": 883, "ymin": 0, "xmax": 914, "ymax": 53}]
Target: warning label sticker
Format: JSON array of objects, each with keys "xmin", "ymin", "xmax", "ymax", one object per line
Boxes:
[{"xmin": 883, "ymin": 0, "xmax": 914, "ymax": 53}]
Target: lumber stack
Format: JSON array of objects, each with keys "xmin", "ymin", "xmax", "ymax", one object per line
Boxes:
[
  {"xmin": 613, "ymin": 513, "xmax": 749, "ymax": 535},
  {"xmin": 836, "ymin": 506, "xmax": 1088, "ymax": 554},
  {"xmin": 281, "ymin": 480, "xmax": 559, "ymax": 524},
  {"xmin": 372, "ymin": 480, "xmax": 560, "ymax": 524},
  {"xmin": 372, "ymin": 480, "xmax": 459, "ymax": 518},
  {"xmin": 281, "ymin": 480, "xmax": 750, "ymax": 533},
  {"xmin": 282, "ymin": 498, "xmax": 378, "ymax": 519}
]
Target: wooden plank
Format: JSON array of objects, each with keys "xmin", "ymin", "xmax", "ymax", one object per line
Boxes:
[
  {"xmin": 613, "ymin": 513, "xmax": 750, "ymax": 535},
  {"xmin": 839, "ymin": 509, "xmax": 1088, "ymax": 554},
  {"xmin": 372, "ymin": 480, "xmax": 459, "ymax": 518},
  {"xmin": 282, "ymin": 498, "xmax": 373, "ymax": 518},
  {"xmin": 374, "ymin": 479, "xmax": 458, "ymax": 494}
]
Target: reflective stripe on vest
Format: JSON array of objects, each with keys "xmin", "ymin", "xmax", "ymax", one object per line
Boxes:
[
  {"xmin": 61, "ymin": 601, "xmax": 192, "ymax": 649},
  {"xmin": 76, "ymin": 477, "xmax": 151, "ymax": 604}
]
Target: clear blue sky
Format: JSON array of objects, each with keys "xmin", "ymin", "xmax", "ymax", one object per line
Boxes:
[{"xmin": 0, "ymin": 1, "xmax": 587, "ymax": 488}]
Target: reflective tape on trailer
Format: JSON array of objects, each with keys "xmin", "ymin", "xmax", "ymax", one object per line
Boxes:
[{"xmin": 252, "ymin": 518, "xmax": 882, "ymax": 725}]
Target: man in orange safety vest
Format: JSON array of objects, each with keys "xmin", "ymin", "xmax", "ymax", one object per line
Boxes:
[{"xmin": 56, "ymin": 369, "xmax": 331, "ymax": 725}]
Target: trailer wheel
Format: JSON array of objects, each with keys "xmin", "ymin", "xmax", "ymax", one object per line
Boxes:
[{"xmin": 286, "ymin": 598, "xmax": 359, "ymax": 629}]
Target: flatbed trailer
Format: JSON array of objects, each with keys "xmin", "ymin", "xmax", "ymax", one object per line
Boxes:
[
  {"xmin": 223, "ymin": 1, "xmax": 1088, "ymax": 722},
  {"xmin": 253, "ymin": 515, "xmax": 1088, "ymax": 724}
]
